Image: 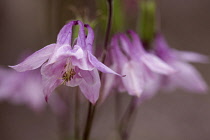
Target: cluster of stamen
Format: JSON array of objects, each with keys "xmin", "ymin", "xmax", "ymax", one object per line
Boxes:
[{"xmin": 61, "ymin": 59, "xmax": 76, "ymax": 85}]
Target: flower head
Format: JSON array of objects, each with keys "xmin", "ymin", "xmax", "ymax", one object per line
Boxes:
[
  {"xmin": 10, "ymin": 20, "xmax": 121, "ymax": 104},
  {"xmin": 101, "ymin": 31, "xmax": 175, "ymax": 101},
  {"xmin": 154, "ymin": 34, "xmax": 208, "ymax": 93},
  {"xmin": 0, "ymin": 67, "xmax": 45, "ymax": 111}
]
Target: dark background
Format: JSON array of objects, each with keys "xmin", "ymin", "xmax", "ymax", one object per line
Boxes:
[{"xmin": 0, "ymin": 0, "xmax": 210, "ymax": 140}]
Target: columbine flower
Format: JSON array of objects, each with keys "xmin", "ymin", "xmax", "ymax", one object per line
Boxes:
[
  {"xmin": 0, "ymin": 66, "xmax": 68, "ymax": 114},
  {"xmin": 154, "ymin": 34, "xmax": 208, "ymax": 93},
  {"xmin": 10, "ymin": 20, "xmax": 120, "ymax": 104},
  {"xmin": 0, "ymin": 67, "xmax": 45, "ymax": 111},
  {"xmin": 101, "ymin": 31, "xmax": 175, "ymax": 100}
]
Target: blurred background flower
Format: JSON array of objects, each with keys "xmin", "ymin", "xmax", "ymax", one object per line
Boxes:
[{"xmin": 0, "ymin": 0, "xmax": 210, "ymax": 140}]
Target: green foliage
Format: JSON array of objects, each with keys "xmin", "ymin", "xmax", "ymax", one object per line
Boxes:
[
  {"xmin": 96, "ymin": 0, "xmax": 125, "ymax": 34},
  {"xmin": 139, "ymin": 0, "xmax": 156, "ymax": 48},
  {"xmin": 112, "ymin": 0, "xmax": 125, "ymax": 32}
]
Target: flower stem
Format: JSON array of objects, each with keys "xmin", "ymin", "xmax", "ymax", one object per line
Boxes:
[
  {"xmin": 100, "ymin": 0, "xmax": 113, "ymax": 72},
  {"xmin": 82, "ymin": 1, "xmax": 113, "ymax": 140},
  {"xmin": 119, "ymin": 97, "xmax": 139, "ymax": 140},
  {"xmin": 82, "ymin": 102, "xmax": 96, "ymax": 140},
  {"xmin": 104, "ymin": 0, "xmax": 113, "ymax": 51},
  {"xmin": 74, "ymin": 87, "xmax": 80, "ymax": 140}
]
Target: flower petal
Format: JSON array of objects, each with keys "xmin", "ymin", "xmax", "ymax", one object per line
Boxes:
[
  {"xmin": 122, "ymin": 61, "xmax": 144, "ymax": 97},
  {"xmin": 169, "ymin": 62, "xmax": 208, "ymax": 93},
  {"xmin": 41, "ymin": 61, "xmax": 64, "ymax": 102},
  {"xmin": 141, "ymin": 53, "xmax": 175, "ymax": 75},
  {"xmin": 119, "ymin": 34, "xmax": 141, "ymax": 60},
  {"xmin": 22, "ymin": 74, "xmax": 45, "ymax": 111},
  {"xmin": 85, "ymin": 24, "xmax": 94, "ymax": 52},
  {"xmin": 48, "ymin": 45, "xmax": 84, "ymax": 64},
  {"xmin": 88, "ymin": 52, "xmax": 124, "ymax": 76},
  {"xmin": 76, "ymin": 21, "xmax": 86, "ymax": 49},
  {"xmin": 173, "ymin": 50, "xmax": 209, "ymax": 63},
  {"xmin": 71, "ymin": 51, "xmax": 95, "ymax": 71},
  {"xmin": 41, "ymin": 59, "xmax": 65, "ymax": 77},
  {"xmin": 79, "ymin": 69, "xmax": 101, "ymax": 104},
  {"xmin": 10, "ymin": 44, "xmax": 56, "ymax": 72},
  {"xmin": 66, "ymin": 67, "xmax": 83, "ymax": 87},
  {"xmin": 111, "ymin": 35, "xmax": 129, "ymax": 67},
  {"xmin": 127, "ymin": 30, "xmax": 145, "ymax": 55},
  {"xmin": 66, "ymin": 74, "xmax": 83, "ymax": 87},
  {"xmin": 100, "ymin": 72, "xmax": 116, "ymax": 103},
  {"xmin": 57, "ymin": 21, "xmax": 76, "ymax": 45},
  {"xmin": 42, "ymin": 75, "xmax": 61, "ymax": 102}
]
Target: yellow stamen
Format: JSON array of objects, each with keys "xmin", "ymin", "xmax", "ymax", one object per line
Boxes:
[{"xmin": 60, "ymin": 58, "xmax": 76, "ymax": 85}]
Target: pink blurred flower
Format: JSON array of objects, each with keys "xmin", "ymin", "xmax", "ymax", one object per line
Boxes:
[
  {"xmin": 101, "ymin": 31, "xmax": 175, "ymax": 101},
  {"xmin": 154, "ymin": 34, "xmax": 209, "ymax": 93},
  {"xmin": 0, "ymin": 66, "xmax": 67, "ymax": 114},
  {"xmin": 0, "ymin": 67, "xmax": 45, "ymax": 111}
]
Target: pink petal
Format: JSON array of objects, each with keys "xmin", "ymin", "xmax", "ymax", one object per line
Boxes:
[
  {"xmin": 66, "ymin": 67, "xmax": 83, "ymax": 87},
  {"xmin": 127, "ymin": 30, "xmax": 145, "ymax": 55},
  {"xmin": 42, "ymin": 75, "xmax": 61, "ymax": 102},
  {"xmin": 57, "ymin": 21, "xmax": 75, "ymax": 45},
  {"xmin": 119, "ymin": 33, "xmax": 142, "ymax": 60},
  {"xmin": 170, "ymin": 62, "xmax": 208, "ymax": 93},
  {"xmin": 76, "ymin": 21, "xmax": 86, "ymax": 49},
  {"xmin": 122, "ymin": 61, "xmax": 144, "ymax": 97},
  {"xmin": 71, "ymin": 51, "xmax": 95, "ymax": 71},
  {"xmin": 22, "ymin": 75, "xmax": 45, "ymax": 111},
  {"xmin": 41, "ymin": 61, "xmax": 64, "ymax": 102},
  {"xmin": 41, "ymin": 59, "xmax": 65, "ymax": 77},
  {"xmin": 111, "ymin": 36, "xmax": 129, "ymax": 67},
  {"xmin": 141, "ymin": 54, "xmax": 175, "ymax": 75},
  {"xmin": 88, "ymin": 52, "xmax": 124, "ymax": 76},
  {"xmin": 118, "ymin": 34, "xmax": 131, "ymax": 55},
  {"xmin": 142, "ymin": 73, "xmax": 160, "ymax": 100},
  {"xmin": 85, "ymin": 24, "xmax": 94, "ymax": 52},
  {"xmin": 10, "ymin": 44, "xmax": 56, "ymax": 72},
  {"xmin": 173, "ymin": 50, "xmax": 209, "ymax": 63},
  {"xmin": 79, "ymin": 69, "xmax": 101, "ymax": 104},
  {"xmin": 66, "ymin": 74, "xmax": 83, "ymax": 87},
  {"xmin": 100, "ymin": 71, "xmax": 116, "ymax": 103},
  {"xmin": 48, "ymin": 45, "xmax": 84, "ymax": 64}
]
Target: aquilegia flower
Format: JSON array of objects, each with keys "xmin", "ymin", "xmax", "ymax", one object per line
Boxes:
[
  {"xmin": 101, "ymin": 31, "xmax": 175, "ymax": 101},
  {"xmin": 154, "ymin": 34, "xmax": 208, "ymax": 93},
  {"xmin": 0, "ymin": 66, "xmax": 67, "ymax": 114},
  {"xmin": 0, "ymin": 67, "xmax": 45, "ymax": 111},
  {"xmin": 10, "ymin": 20, "xmax": 121, "ymax": 104}
]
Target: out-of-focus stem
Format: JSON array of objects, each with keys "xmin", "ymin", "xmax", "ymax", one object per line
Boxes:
[
  {"xmin": 74, "ymin": 87, "xmax": 80, "ymax": 140},
  {"xmin": 82, "ymin": 102, "xmax": 95, "ymax": 140},
  {"xmin": 119, "ymin": 97, "xmax": 139, "ymax": 140},
  {"xmin": 82, "ymin": 1, "xmax": 113, "ymax": 140},
  {"xmin": 103, "ymin": 0, "xmax": 113, "ymax": 52},
  {"xmin": 100, "ymin": 0, "xmax": 113, "ymax": 78}
]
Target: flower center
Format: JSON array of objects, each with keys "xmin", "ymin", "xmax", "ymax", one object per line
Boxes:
[
  {"xmin": 62, "ymin": 68, "xmax": 76, "ymax": 82},
  {"xmin": 61, "ymin": 58, "xmax": 76, "ymax": 85}
]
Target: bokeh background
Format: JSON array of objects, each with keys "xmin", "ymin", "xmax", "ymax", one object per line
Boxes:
[{"xmin": 0, "ymin": 0, "xmax": 210, "ymax": 140}]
